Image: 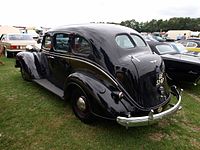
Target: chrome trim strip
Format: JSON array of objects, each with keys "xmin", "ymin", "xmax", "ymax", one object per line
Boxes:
[
  {"xmin": 116, "ymin": 93, "xmax": 182, "ymax": 128},
  {"xmin": 131, "ymin": 55, "xmax": 140, "ymax": 62}
]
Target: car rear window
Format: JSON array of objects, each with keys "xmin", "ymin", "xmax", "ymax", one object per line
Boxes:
[
  {"xmin": 8, "ymin": 34, "xmax": 33, "ymax": 40},
  {"xmin": 115, "ymin": 34, "xmax": 147, "ymax": 49},
  {"xmin": 131, "ymin": 34, "xmax": 146, "ymax": 47},
  {"xmin": 156, "ymin": 45, "xmax": 177, "ymax": 54},
  {"xmin": 115, "ymin": 35, "xmax": 134, "ymax": 49}
]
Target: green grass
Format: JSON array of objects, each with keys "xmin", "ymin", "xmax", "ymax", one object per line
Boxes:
[{"xmin": 0, "ymin": 57, "xmax": 200, "ymax": 150}]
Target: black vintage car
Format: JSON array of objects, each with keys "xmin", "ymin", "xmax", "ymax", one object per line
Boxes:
[
  {"xmin": 15, "ymin": 24, "xmax": 182, "ymax": 128},
  {"xmin": 147, "ymin": 41, "xmax": 200, "ymax": 85}
]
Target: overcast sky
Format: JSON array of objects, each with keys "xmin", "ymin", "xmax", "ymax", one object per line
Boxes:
[{"xmin": 1, "ymin": 0, "xmax": 200, "ymax": 27}]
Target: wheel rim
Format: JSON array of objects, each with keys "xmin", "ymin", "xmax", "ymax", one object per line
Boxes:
[
  {"xmin": 71, "ymin": 87, "xmax": 94, "ymax": 122},
  {"xmin": 72, "ymin": 88, "xmax": 90, "ymax": 118},
  {"xmin": 76, "ymin": 96, "xmax": 87, "ymax": 111}
]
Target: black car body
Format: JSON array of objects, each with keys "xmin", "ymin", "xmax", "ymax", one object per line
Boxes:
[
  {"xmin": 15, "ymin": 24, "xmax": 181, "ymax": 127},
  {"xmin": 147, "ymin": 41, "xmax": 200, "ymax": 85}
]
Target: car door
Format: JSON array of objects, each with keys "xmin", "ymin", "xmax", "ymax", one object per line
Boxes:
[{"xmin": 42, "ymin": 33, "xmax": 71, "ymax": 89}]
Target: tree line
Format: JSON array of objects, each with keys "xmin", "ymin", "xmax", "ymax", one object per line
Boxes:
[{"xmin": 109, "ymin": 17, "xmax": 200, "ymax": 33}]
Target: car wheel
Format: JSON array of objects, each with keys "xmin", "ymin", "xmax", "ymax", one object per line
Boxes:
[
  {"xmin": 4, "ymin": 49, "xmax": 12, "ymax": 58},
  {"xmin": 71, "ymin": 86, "xmax": 94, "ymax": 123},
  {"xmin": 20, "ymin": 66, "xmax": 32, "ymax": 81}
]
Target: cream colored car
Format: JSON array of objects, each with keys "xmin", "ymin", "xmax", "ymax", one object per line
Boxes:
[
  {"xmin": 178, "ymin": 39, "xmax": 200, "ymax": 52},
  {"xmin": 0, "ymin": 33, "xmax": 37, "ymax": 58}
]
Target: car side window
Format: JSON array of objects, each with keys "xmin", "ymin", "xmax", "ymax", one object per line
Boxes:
[
  {"xmin": 187, "ymin": 42, "xmax": 197, "ymax": 47},
  {"xmin": 43, "ymin": 35, "xmax": 52, "ymax": 50},
  {"xmin": 131, "ymin": 34, "xmax": 146, "ymax": 47},
  {"xmin": 54, "ymin": 33, "xmax": 70, "ymax": 52},
  {"xmin": 73, "ymin": 35, "xmax": 92, "ymax": 54}
]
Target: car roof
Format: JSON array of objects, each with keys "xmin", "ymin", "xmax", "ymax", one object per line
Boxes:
[
  {"xmin": 46, "ymin": 24, "xmax": 148, "ymax": 63},
  {"xmin": 147, "ymin": 41, "xmax": 169, "ymax": 46},
  {"xmin": 48, "ymin": 23, "xmax": 139, "ymax": 36}
]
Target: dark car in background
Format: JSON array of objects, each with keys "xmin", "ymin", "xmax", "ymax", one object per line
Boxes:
[
  {"xmin": 147, "ymin": 41, "xmax": 200, "ymax": 85},
  {"xmin": 15, "ymin": 24, "xmax": 181, "ymax": 128}
]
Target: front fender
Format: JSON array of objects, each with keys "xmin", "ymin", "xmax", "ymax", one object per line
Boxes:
[
  {"xmin": 16, "ymin": 52, "xmax": 41, "ymax": 79},
  {"xmin": 64, "ymin": 72, "xmax": 132, "ymax": 120}
]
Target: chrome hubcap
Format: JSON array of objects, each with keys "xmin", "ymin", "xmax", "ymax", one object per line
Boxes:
[{"xmin": 77, "ymin": 96, "xmax": 86, "ymax": 111}]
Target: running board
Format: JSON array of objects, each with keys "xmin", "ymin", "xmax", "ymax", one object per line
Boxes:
[{"xmin": 33, "ymin": 79, "xmax": 64, "ymax": 99}]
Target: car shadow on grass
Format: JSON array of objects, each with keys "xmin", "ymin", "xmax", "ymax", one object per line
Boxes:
[{"xmin": 28, "ymin": 80, "xmax": 178, "ymax": 136}]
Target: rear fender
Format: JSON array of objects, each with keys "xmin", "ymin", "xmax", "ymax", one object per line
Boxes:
[{"xmin": 64, "ymin": 72, "xmax": 131, "ymax": 119}]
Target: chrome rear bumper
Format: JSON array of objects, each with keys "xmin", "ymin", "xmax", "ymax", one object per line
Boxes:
[{"xmin": 116, "ymin": 86, "xmax": 182, "ymax": 128}]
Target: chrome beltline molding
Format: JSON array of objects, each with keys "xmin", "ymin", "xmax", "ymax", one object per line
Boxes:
[{"xmin": 42, "ymin": 51, "xmax": 119, "ymax": 86}]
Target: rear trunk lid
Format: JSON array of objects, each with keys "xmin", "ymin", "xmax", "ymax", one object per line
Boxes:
[
  {"xmin": 8, "ymin": 40, "xmax": 37, "ymax": 50},
  {"xmin": 118, "ymin": 52, "xmax": 170, "ymax": 109}
]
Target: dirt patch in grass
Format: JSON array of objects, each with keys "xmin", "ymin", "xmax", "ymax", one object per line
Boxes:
[
  {"xmin": 182, "ymin": 122, "xmax": 200, "ymax": 133},
  {"xmin": 148, "ymin": 132, "xmax": 166, "ymax": 141},
  {"xmin": 186, "ymin": 93, "xmax": 200, "ymax": 103},
  {"xmin": 169, "ymin": 132, "xmax": 178, "ymax": 140},
  {"xmin": 157, "ymin": 119, "xmax": 170, "ymax": 128},
  {"xmin": 190, "ymin": 139, "xmax": 200, "ymax": 149}
]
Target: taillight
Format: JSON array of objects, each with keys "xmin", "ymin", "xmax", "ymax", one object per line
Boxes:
[
  {"xmin": 10, "ymin": 45, "xmax": 26, "ymax": 49},
  {"xmin": 10, "ymin": 45, "xmax": 17, "ymax": 49}
]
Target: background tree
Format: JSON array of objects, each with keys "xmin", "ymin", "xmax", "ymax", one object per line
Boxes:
[{"xmin": 118, "ymin": 17, "xmax": 200, "ymax": 32}]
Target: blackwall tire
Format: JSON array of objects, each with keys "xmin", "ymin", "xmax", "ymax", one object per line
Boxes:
[
  {"xmin": 71, "ymin": 86, "xmax": 94, "ymax": 123},
  {"xmin": 20, "ymin": 67, "xmax": 32, "ymax": 81}
]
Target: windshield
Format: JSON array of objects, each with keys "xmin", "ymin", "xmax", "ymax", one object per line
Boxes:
[
  {"xmin": 172, "ymin": 43, "xmax": 188, "ymax": 53},
  {"xmin": 156, "ymin": 45, "xmax": 177, "ymax": 54},
  {"xmin": 8, "ymin": 34, "xmax": 33, "ymax": 40}
]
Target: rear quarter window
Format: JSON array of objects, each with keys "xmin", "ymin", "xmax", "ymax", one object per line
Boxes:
[{"xmin": 73, "ymin": 35, "xmax": 92, "ymax": 55}]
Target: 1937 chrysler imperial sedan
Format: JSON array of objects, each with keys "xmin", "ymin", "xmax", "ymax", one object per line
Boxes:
[{"xmin": 15, "ymin": 24, "xmax": 182, "ymax": 127}]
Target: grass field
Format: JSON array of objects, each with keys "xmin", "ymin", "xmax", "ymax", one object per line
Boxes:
[{"xmin": 0, "ymin": 57, "xmax": 200, "ymax": 150}]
